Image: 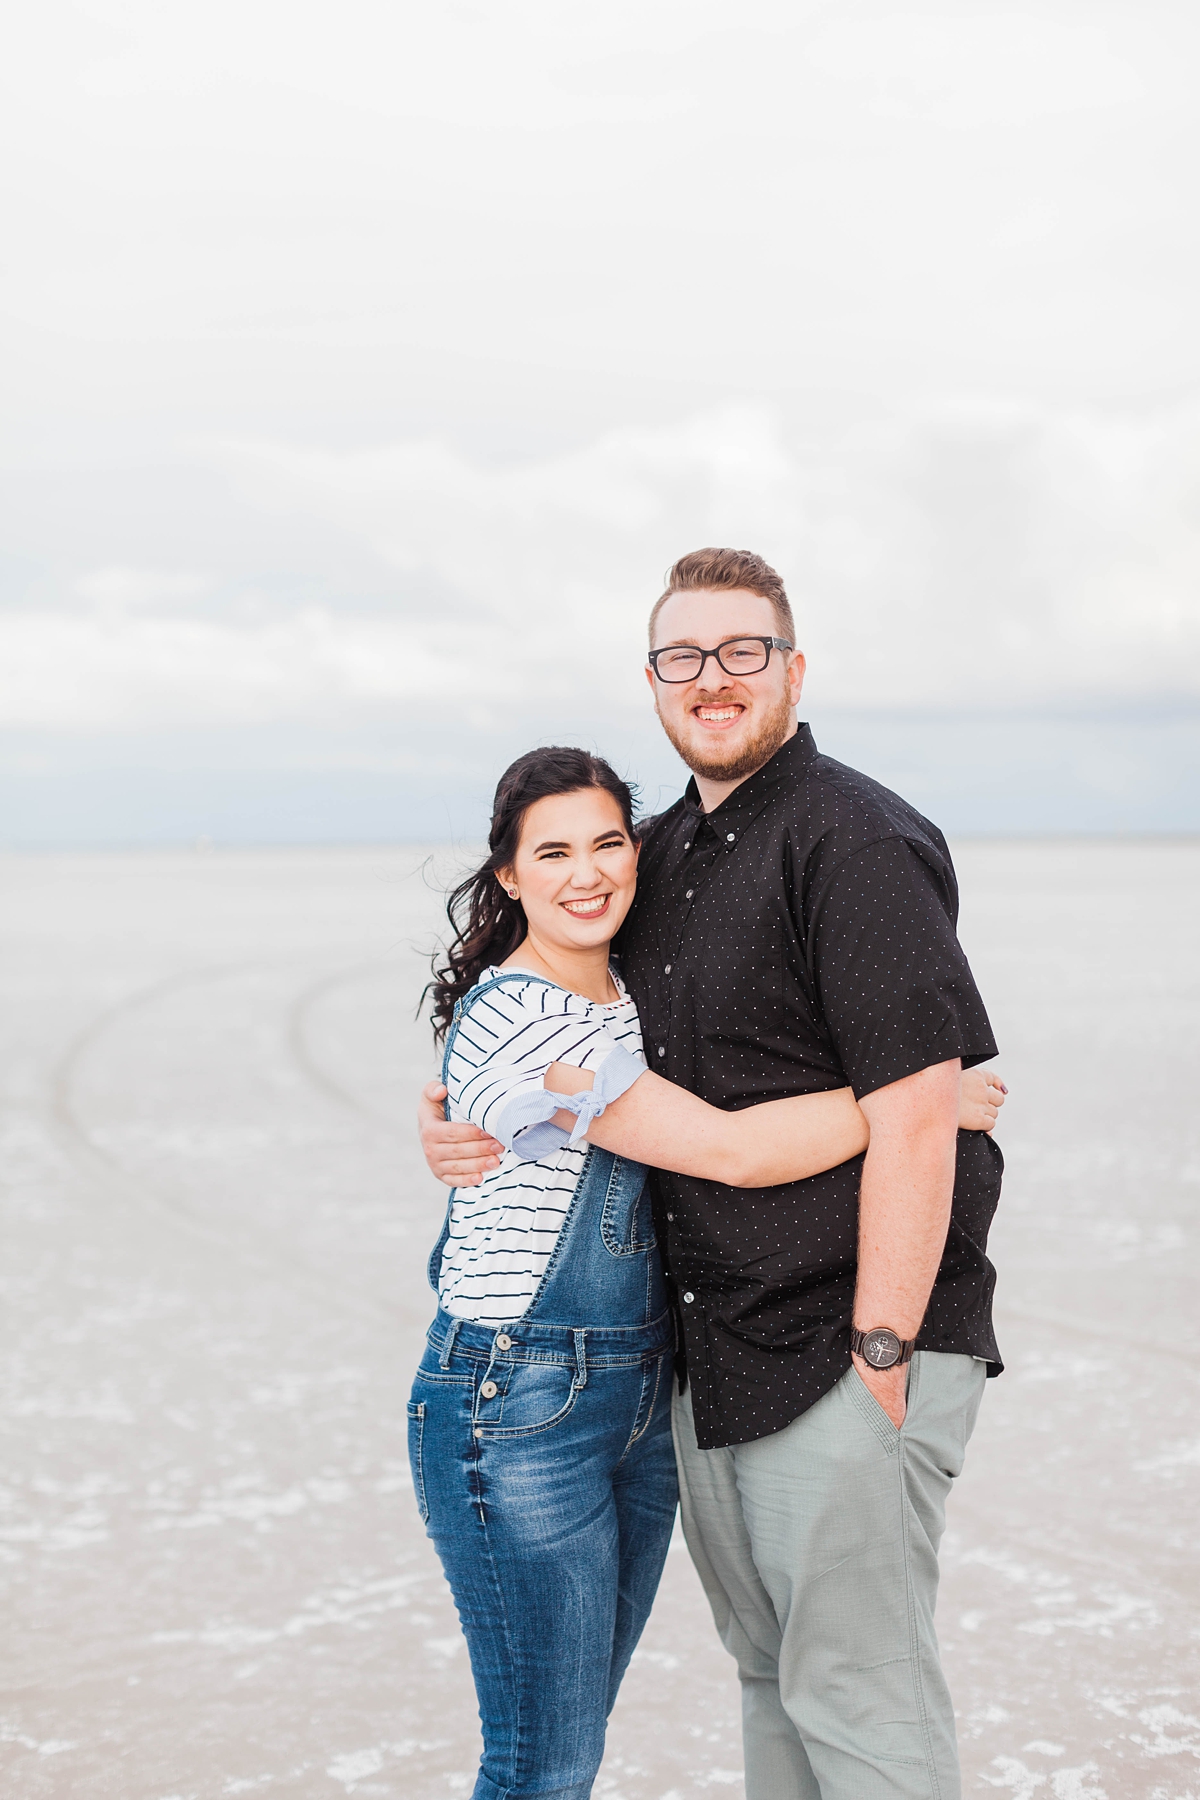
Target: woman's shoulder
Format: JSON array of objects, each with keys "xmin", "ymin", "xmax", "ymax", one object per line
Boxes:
[
  {"xmin": 475, "ymin": 964, "xmax": 564, "ymax": 997},
  {"xmin": 470, "ymin": 967, "xmax": 587, "ymax": 1014},
  {"xmin": 467, "ymin": 966, "xmax": 634, "ymax": 1022},
  {"xmin": 458, "ymin": 967, "xmax": 572, "ymax": 1025},
  {"xmin": 445, "ymin": 973, "xmax": 558, "ymax": 1076},
  {"xmin": 447, "ymin": 969, "xmax": 603, "ymax": 1078}
]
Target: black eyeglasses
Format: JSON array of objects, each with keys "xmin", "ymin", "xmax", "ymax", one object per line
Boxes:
[{"xmin": 647, "ymin": 635, "xmax": 793, "ymax": 683}]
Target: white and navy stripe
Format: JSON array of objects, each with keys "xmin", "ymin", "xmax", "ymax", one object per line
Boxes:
[{"xmin": 438, "ymin": 967, "xmax": 645, "ymax": 1326}]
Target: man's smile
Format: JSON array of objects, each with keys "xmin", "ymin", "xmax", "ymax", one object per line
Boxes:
[{"xmin": 691, "ymin": 703, "xmax": 747, "ymax": 728}]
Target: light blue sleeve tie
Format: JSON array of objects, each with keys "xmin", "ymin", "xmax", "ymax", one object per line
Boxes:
[{"xmin": 493, "ymin": 1044, "xmax": 647, "ymax": 1161}]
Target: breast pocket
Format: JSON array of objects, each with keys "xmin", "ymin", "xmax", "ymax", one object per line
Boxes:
[{"xmin": 600, "ymin": 1160, "xmax": 656, "ymax": 1256}]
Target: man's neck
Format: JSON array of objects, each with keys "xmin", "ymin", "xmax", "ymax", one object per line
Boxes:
[{"xmin": 691, "ymin": 716, "xmax": 798, "ymax": 813}]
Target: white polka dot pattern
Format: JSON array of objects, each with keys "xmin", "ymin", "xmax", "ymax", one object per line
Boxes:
[{"xmin": 618, "ymin": 724, "xmax": 1003, "ymax": 1451}]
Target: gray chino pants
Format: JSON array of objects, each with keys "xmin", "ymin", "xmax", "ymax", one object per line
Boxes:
[{"xmin": 672, "ymin": 1352, "xmax": 986, "ymax": 1800}]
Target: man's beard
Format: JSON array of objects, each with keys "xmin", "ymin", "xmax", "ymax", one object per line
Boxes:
[{"xmin": 657, "ymin": 685, "xmax": 794, "ymax": 784}]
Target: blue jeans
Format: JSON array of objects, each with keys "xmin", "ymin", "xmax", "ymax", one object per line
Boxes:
[{"xmin": 409, "ymin": 1312, "xmax": 678, "ymax": 1800}]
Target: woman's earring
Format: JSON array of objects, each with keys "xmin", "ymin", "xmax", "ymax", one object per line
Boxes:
[{"xmin": 507, "ymin": 888, "xmax": 518, "ymax": 900}]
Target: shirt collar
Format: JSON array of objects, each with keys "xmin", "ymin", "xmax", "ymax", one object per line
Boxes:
[{"xmin": 681, "ymin": 722, "xmax": 819, "ymax": 834}]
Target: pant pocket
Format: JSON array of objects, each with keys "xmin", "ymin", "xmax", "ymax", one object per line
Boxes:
[
  {"xmin": 844, "ymin": 1363, "xmax": 902, "ymax": 1453},
  {"xmin": 406, "ymin": 1400, "xmax": 429, "ymax": 1522}
]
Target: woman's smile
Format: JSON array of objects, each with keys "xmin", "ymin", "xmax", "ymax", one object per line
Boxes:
[
  {"xmin": 561, "ymin": 893, "xmax": 611, "ymax": 919},
  {"xmin": 484, "ymin": 784, "xmax": 641, "ymax": 1001}
]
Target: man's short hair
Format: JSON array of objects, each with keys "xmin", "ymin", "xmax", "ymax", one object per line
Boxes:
[{"xmin": 649, "ymin": 548, "xmax": 795, "ymax": 647}]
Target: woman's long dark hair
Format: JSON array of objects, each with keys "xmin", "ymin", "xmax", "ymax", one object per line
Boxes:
[{"xmin": 428, "ymin": 746, "xmax": 638, "ymax": 1044}]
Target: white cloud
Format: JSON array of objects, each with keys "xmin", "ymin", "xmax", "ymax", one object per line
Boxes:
[
  {"xmin": 806, "ymin": 14, "xmax": 1144, "ymax": 126},
  {"xmin": 212, "ymin": 404, "xmax": 801, "ymax": 690},
  {"xmin": 73, "ymin": 567, "xmax": 213, "ymax": 611},
  {"xmin": 3, "ymin": 399, "xmax": 1198, "ymax": 732},
  {"xmin": 0, "ymin": 606, "xmax": 463, "ymax": 730},
  {"xmin": 214, "ymin": 397, "xmax": 1200, "ymax": 716},
  {"xmin": 1, "ymin": 0, "xmax": 1193, "ymax": 403},
  {"xmin": 1, "ymin": 0, "xmax": 1199, "ymax": 797}
]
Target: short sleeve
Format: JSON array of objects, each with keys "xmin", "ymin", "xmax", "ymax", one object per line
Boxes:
[
  {"xmin": 810, "ymin": 838, "xmax": 998, "ymax": 1098},
  {"xmin": 444, "ymin": 979, "xmax": 640, "ymax": 1145}
]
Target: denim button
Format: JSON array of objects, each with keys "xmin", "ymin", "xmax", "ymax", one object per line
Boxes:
[
  {"xmin": 495, "ymin": 1334, "xmax": 512, "ymax": 1350},
  {"xmin": 480, "ymin": 1380, "xmax": 498, "ymax": 1399},
  {"xmin": 473, "ymin": 1427, "xmax": 483, "ymax": 1439},
  {"xmin": 683, "ymin": 1291, "xmax": 695, "ymax": 1303}
]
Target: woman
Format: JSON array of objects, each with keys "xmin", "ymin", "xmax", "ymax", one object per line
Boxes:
[{"xmin": 412, "ymin": 745, "xmax": 1003, "ymax": 1800}]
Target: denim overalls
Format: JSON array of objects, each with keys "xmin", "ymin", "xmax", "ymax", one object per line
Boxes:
[{"xmin": 408, "ymin": 975, "xmax": 678, "ymax": 1800}]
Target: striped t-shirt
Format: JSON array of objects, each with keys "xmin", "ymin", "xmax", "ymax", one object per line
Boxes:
[{"xmin": 438, "ymin": 966, "xmax": 645, "ymax": 1325}]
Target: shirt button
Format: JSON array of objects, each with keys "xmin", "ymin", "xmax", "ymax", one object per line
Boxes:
[
  {"xmin": 726, "ymin": 832, "xmax": 736, "ymax": 842},
  {"xmin": 664, "ymin": 963, "xmax": 672, "ymax": 974},
  {"xmin": 685, "ymin": 889, "xmax": 694, "ymax": 900},
  {"xmin": 657, "ymin": 1046, "xmax": 666, "ymax": 1058},
  {"xmin": 666, "ymin": 1212, "xmax": 674, "ymax": 1221},
  {"xmin": 683, "ymin": 841, "xmax": 691, "ymax": 850},
  {"xmin": 683, "ymin": 1291, "xmax": 695, "ymax": 1304},
  {"xmin": 495, "ymin": 1334, "xmax": 511, "ymax": 1350},
  {"xmin": 480, "ymin": 1380, "xmax": 498, "ymax": 1399}
]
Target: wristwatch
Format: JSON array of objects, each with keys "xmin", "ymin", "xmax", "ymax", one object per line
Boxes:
[{"xmin": 850, "ymin": 1326, "xmax": 917, "ymax": 1370}]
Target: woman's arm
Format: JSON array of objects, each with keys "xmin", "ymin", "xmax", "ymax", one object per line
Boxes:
[
  {"xmin": 410, "ymin": 1064, "xmax": 1007, "ymax": 1192},
  {"xmin": 545, "ymin": 1060, "xmax": 1007, "ymax": 1189},
  {"xmin": 545, "ymin": 1062, "xmax": 867, "ymax": 1187}
]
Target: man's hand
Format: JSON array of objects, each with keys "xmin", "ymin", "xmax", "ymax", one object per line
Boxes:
[
  {"xmin": 958, "ymin": 1066, "xmax": 1007, "ymax": 1132},
  {"xmin": 851, "ymin": 1359, "xmax": 909, "ymax": 1428},
  {"xmin": 417, "ymin": 1081, "xmax": 503, "ymax": 1188}
]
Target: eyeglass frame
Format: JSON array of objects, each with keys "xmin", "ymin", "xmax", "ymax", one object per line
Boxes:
[{"xmin": 647, "ymin": 635, "xmax": 794, "ymax": 684}]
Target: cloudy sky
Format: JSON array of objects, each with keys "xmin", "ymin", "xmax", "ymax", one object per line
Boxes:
[{"xmin": 3, "ymin": 0, "xmax": 1199, "ymax": 841}]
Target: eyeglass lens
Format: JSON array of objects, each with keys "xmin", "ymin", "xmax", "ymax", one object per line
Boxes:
[{"xmin": 654, "ymin": 638, "xmax": 773, "ymax": 681}]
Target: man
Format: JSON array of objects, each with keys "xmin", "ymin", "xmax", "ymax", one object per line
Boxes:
[{"xmin": 418, "ymin": 548, "xmax": 1003, "ymax": 1800}]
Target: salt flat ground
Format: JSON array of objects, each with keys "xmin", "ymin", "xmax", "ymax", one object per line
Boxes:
[{"xmin": 1, "ymin": 842, "xmax": 1197, "ymax": 1800}]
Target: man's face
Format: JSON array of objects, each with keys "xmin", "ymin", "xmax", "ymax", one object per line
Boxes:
[{"xmin": 646, "ymin": 588, "xmax": 806, "ymax": 783}]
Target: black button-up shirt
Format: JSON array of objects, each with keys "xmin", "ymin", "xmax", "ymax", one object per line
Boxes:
[{"xmin": 617, "ymin": 725, "xmax": 1003, "ymax": 1450}]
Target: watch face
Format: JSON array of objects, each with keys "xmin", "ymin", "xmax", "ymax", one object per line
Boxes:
[{"xmin": 862, "ymin": 1328, "xmax": 902, "ymax": 1369}]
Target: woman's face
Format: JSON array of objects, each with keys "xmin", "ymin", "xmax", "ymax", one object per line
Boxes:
[{"xmin": 500, "ymin": 787, "xmax": 639, "ymax": 956}]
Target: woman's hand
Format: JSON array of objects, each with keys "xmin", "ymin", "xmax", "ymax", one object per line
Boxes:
[{"xmin": 958, "ymin": 1067, "xmax": 1007, "ymax": 1132}]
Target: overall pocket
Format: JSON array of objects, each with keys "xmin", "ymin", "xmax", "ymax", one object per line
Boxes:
[
  {"xmin": 406, "ymin": 1401, "xmax": 429, "ymax": 1521},
  {"xmin": 476, "ymin": 1359, "xmax": 582, "ymax": 1438},
  {"xmin": 600, "ymin": 1161, "xmax": 656, "ymax": 1256}
]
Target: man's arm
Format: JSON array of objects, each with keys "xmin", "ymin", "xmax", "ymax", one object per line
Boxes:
[{"xmin": 854, "ymin": 1059, "xmax": 961, "ymax": 1428}]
